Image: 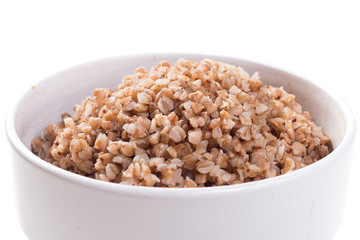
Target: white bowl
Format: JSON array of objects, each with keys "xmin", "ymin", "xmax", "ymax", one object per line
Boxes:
[{"xmin": 6, "ymin": 53, "xmax": 356, "ymax": 240}]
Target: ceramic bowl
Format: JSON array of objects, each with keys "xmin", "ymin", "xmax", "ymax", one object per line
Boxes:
[{"xmin": 6, "ymin": 53, "xmax": 356, "ymax": 240}]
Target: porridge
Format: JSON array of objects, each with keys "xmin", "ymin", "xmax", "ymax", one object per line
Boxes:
[{"xmin": 31, "ymin": 59, "xmax": 331, "ymax": 187}]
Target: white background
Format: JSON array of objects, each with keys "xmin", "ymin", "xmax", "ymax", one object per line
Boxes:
[{"xmin": 0, "ymin": 1, "xmax": 359, "ymax": 239}]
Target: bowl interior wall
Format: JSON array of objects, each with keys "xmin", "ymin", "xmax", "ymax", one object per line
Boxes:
[{"xmin": 14, "ymin": 54, "xmax": 346, "ymax": 152}]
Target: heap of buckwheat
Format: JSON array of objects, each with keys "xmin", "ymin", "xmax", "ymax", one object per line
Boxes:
[{"xmin": 31, "ymin": 59, "xmax": 331, "ymax": 187}]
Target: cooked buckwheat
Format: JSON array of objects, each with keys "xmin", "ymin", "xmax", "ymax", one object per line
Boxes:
[{"xmin": 31, "ymin": 58, "xmax": 331, "ymax": 187}]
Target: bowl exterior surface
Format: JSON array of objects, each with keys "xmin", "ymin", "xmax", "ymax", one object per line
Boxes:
[{"xmin": 11, "ymin": 146, "xmax": 353, "ymax": 240}]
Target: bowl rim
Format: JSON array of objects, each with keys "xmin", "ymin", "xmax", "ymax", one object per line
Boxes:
[{"xmin": 5, "ymin": 53, "xmax": 356, "ymax": 199}]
